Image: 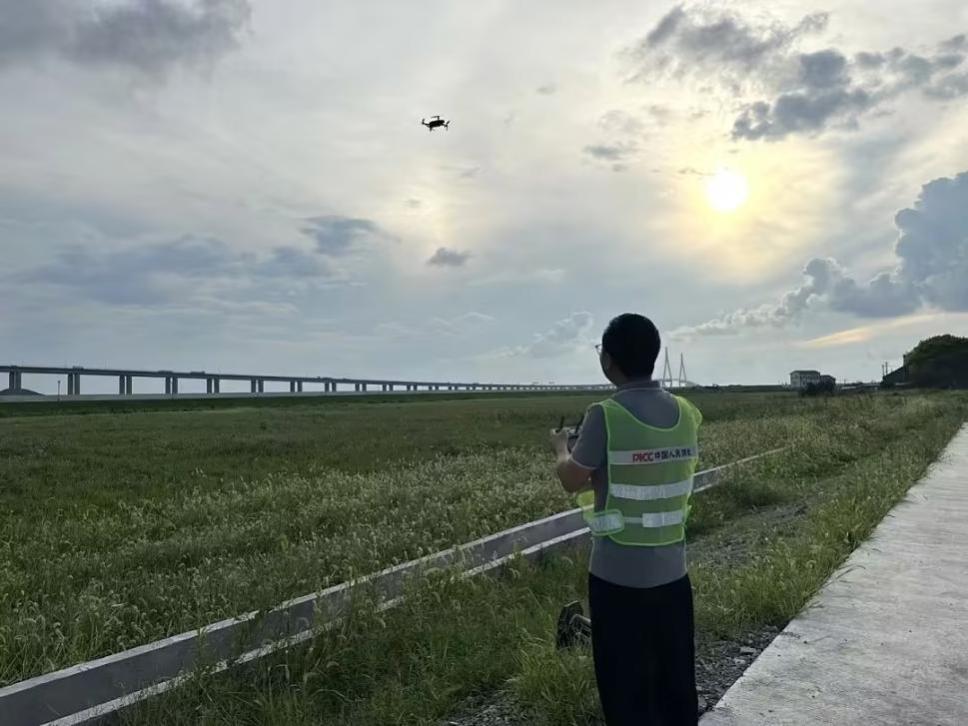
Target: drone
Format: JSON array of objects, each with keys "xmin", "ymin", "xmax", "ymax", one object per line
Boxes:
[{"xmin": 421, "ymin": 115, "xmax": 450, "ymax": 131}]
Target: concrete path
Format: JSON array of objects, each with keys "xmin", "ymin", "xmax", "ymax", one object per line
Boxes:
[{"xmin": 702, "ymin": 424, "xmax": 968, "ymax": 726}]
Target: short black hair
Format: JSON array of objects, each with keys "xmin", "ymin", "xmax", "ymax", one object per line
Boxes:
[{"xmin": 601, "ymin": 314, "xmax": 661, "ymax": 378}]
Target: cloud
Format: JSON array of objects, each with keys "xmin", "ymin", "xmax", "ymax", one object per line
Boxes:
[
  {"xmin": 644, "ymin": 104, "xmax": 672, "ymax": 125},
  {"xmin": 732, "ymin": 46, "xmax": 967, "ymax": 140},
  {"xmin": 507, "ymin": 312, "xmax": 594, "ymax": 358},
  {"xmin": 941, "ymin": 34, "xmax": 967, "ymax": 53},
  {"xmin": 429, "ymin": 312, "xmax": 495, "ymax": 335},
  {"xmin": 673, "ymin": 170, "xmax": 968, "ymax": 338},
  {"xmin": 17, "ymin": 235, "xmax": 337, "ymax": 306},
  {"xmin": 583, "ymin": 144, "xmax": 631, "ymax": 161},
  {"xmin": 256, "ymin": 246, "xmax": 336, "ymax": 279},
  {"xmin": 731, "ymin": 87, "xmax": 875, "ymax": 141},
  {"xmin": 468, "ymin": 267, "xmax": 565, "ymax": 288},
  {"xmin": 631, "ymin": 5, "xmax": 828, "ymax": 79},
  {"xmin": 375, "ymin": 312, "xmax": 495, "ymax": 340},
  {"xmin": 0, "ymin": 0, "xmax": 250, "ymax": 78},
  {"xmin": 427, "ymin": 247, "xmax": 471, "ymax": 267},
  {"xmin": 302, "ymin": 215, "xmax": 386, "ymax": 256},
  {"xmin": 795, "ymin": 313, "xmax": 949, "ymax": 349},
  {"xmin": 630, "ymin": 5, "xmax": 968, "ymax": 141},
  {"xmin": 599, "ymin": 109, "xmax": 647, "ymax": 137},
  {"xmin": 585, "ymin": 111, "xmax": 647, "ymax": 172},
  {"xmin": 583, "ymin": 141, "xmax": 638, "ymax": 171}
]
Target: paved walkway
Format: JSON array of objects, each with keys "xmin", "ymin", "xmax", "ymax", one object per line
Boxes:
[{"xmin": 702, "ymin": 424, "xmax": 968, "ymax": 726}]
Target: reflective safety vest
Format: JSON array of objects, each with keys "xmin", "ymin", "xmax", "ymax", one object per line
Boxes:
[{"xmin": 576, "ymin": 396, "xmax": 701, "ymax": 546}]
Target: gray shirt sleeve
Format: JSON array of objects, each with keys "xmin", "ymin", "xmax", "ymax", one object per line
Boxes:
[{"xmin": 570, "ymin": 403, "xmax": 607, "ymax": 470}]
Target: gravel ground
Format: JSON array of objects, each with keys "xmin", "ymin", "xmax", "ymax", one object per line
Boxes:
[{"xmin": 441, "ymin": 624, "xmax": 781, "ymax": 726}]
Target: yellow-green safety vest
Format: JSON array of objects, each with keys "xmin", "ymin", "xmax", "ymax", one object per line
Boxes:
[{"xmin": 576, "ymin": 395, "xmax": 702, "ymax": 546}]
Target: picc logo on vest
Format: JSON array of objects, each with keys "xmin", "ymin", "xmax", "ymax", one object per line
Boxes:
[{"xmin": 630, "ymin": 447, "xmax": 695, "ymax": 464}]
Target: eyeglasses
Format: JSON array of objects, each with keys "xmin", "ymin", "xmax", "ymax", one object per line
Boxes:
[{"xmin": 594, "ymin": 344, "xmax": 602, "ymax": 355}]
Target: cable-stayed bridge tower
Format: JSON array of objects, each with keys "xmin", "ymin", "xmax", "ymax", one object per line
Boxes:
[{"xmin": 657, "ymin": 349, "xmax": 698, "ymax": 388}]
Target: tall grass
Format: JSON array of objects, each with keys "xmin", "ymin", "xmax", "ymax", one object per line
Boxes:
[
  {"xmin": 112, "ymin": 392, "xmax": 966, "ymax": 725},
  {"xmin": 1, "ymin": 392, "xmax": 812, "ymax": 683}
]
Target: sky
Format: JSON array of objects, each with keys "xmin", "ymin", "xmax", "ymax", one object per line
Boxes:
[{"xmin": 2, "ymin": 0, "xmax": 968, "ymax": 392}]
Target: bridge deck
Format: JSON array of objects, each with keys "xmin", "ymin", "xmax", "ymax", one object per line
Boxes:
[{"xmin": 701, "ymin": 423, "xmax": 968, "ymax": 726}]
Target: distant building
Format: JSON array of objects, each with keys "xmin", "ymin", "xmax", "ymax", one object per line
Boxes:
[
  {"xmin": 790, "ymin": 370, "xmax": 821, "ymax": 389},
  {"xmin": 882, "ymin": 365, "xmax": 909, "ymax": 386},
  {"xmin": 819, "ymin": 374, "xmax": 836, "ymax": 387}
]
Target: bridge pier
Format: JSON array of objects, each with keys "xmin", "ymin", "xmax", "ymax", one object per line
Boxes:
[
  {"xmin": 258, "ymin": 379, "xmax": 264, "ymax": 393},
  {"xmin": 297, "ymin": 381, "xmax": 303, "ymax": 393},
  {"xmin": 290, "ymin": 380, "xmax": 296, "ymax": 393},
  {"xmin": 8, "ymin": 370, "xmax": 21, "ymax": 390}
]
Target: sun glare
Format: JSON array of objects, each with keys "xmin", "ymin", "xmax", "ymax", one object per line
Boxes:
[{"xmin": 706, "ymin": 168, "xmax": 749, "ymax": 213}]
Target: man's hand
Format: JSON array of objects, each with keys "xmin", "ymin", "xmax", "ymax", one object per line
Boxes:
[
  {"xmin": 551, "ymin": 428, "xmax": 592, "ymax": 493},
  {"xmin": 550, "ymin": 427, "xmax": 571, "ymax": 456}
]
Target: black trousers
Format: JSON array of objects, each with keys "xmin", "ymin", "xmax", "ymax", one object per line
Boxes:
[{"xmin": 589, "ymin": 572, "xmax": 698, "ymax": 726}]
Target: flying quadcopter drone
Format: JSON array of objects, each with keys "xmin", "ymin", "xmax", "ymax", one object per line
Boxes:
[{"xmin": 421, "ymin": 115, "xmax": 450, "ymax": 131}]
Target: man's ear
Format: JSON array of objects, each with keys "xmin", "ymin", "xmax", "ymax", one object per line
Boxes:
[{"xmin": 601, "ymin": 351, "xmax": 614, "ymax": 373}]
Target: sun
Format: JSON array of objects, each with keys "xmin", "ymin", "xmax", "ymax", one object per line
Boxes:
[{"xmin": 706, "ymin": 168, "xmax": 749, "ymax": 213}]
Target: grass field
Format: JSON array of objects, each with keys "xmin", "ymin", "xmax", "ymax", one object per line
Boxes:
[{"xmin": 1, "ymin": 390, "xmax": 965, "ymax": 724}]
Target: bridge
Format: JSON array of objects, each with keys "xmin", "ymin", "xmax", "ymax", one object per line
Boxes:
[{"xmin": 0, "ymin": 364, "xmax": 614, "ymax": 399}]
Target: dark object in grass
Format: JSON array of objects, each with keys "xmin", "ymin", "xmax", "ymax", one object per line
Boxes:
[{"xmin": 556, "ymin": 600, "xmax": 591, "ymax": 649}]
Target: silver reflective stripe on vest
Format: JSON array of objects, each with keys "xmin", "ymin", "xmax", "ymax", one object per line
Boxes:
[
  {"xmin": 608, "ymin": 446, "xmax": 697, "ymax": 465},
  {"xmin": 609, "ymin": 478, "xmax": 693, "ymax": 501},
  {"xmin": 632, "ymin": 510, "xmax": 685, "ymax": 527},
  {"xmin": 586, "ymin": 511, "xmax": 624, "ymax": 534},
  {"xmin": 586, "ymin": 508, "xmax": 686, "ymax": 533}
]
